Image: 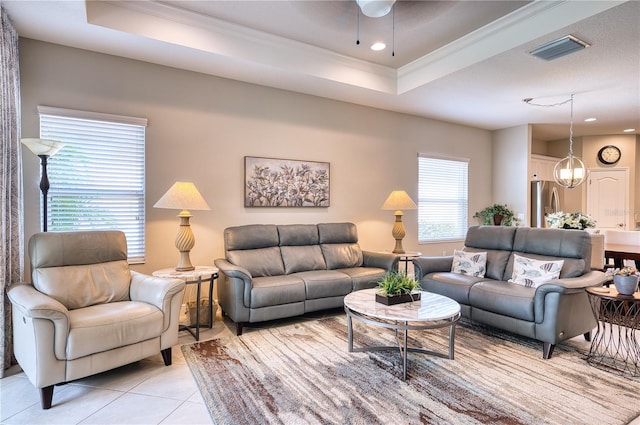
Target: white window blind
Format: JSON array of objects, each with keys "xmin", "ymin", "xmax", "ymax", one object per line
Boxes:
[
  {"xmin": 38, "ymin": 106, "xmax": 147, "ymax": 262},
  {"xmin": 418, "ymin": 154, "xmax": 469, "ymax": 242}
]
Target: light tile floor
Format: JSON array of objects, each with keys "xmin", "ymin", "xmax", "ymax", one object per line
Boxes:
[
  {"xmin": 0, "ymin": 310, "xmax": 237, "ymax": 425},
  {"xmin": 2, "ymin": 309, "xmax": 640, "ymax": 425}
]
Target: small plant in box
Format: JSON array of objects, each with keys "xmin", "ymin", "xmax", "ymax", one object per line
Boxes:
[{"xmin": 376, "ymin": 271, "xmax": 422, "ymax": 305}]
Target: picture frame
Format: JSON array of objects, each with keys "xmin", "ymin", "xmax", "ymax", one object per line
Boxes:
[{"xmin": 244, "ymin": 156, "xmax": 330, "ymax": 207}]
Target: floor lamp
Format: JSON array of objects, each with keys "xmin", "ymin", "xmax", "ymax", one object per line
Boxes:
[
  {"xmin": 154, "ymin": 182, "xmax": 210, "ymax": 271},
  {"xmin": 381, "ymin": 190, "xmax": 417, "ymax": 254},
  {"xmin": 21, "ymin": 138, "xmax": 65, "ymax": 232}
]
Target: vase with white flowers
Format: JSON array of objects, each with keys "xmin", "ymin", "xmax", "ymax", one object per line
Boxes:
[{"xmin": 546, "ymin": 211, "xmax": 596, "ymax": 230}]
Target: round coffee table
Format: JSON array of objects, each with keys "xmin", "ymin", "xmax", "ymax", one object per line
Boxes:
[{"xmin": 343, "ymin": 288, "xmax": 461, "ymax": 380}]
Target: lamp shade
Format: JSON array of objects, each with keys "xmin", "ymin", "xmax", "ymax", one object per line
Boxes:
[
  {"xmin": 21, "ymin": 138, "xmax": 65, "ymax": 156},
  {"xmin": 153, "ymin": 182, "xmax": 210, "ymax": 211},
  {"xmin": 381, "ymin": 190, "xmax": 417, "ymax": 211}
]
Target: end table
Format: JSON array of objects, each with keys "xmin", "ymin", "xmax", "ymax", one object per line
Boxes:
[
  {"xmin": 153, "ymin": 266, "xmax": 219, "ymax": 341},
  {"xmin": 390, "ymin": 251, "xmax": 422, "ymax": 275},
  {"xmin": 585, "ymin": 286, "xmax": 640, "ymax": 377}
]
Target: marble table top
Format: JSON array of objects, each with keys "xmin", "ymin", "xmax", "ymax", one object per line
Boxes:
[{"xmin": 344, "ymin": 288, "xmax": 460, "ymax": 322}]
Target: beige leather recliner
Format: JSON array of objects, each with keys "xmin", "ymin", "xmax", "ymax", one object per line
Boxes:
[{"xmin": 7, "ymin": 231, "xmax": 185, "ymax": 409}]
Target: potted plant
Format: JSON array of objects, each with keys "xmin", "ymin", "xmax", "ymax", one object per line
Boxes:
[
  {"xmin": 375, "ymin": 271, "xmax": 422, "ymax": 305},
  {"xmin": 473, "ymin": 204, "xmax": 515, "ymax": 226},
  {"xmin": 609, "ymin": 266, "xmax": 639, "ymax": 296}
]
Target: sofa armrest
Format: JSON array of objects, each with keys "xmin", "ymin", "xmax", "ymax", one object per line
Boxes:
[
  {"xmin": 7, "ymin": 283, "xmax": 70, "ymax": 360},
  {"xmin": 412, "ymin": 256, "xmax": 454, "ymax": 279},
  {"xmin": 130, "ymin": 271, "xmax": 185, "ymax": 330},
  {"xmin": 536, "ymin": 270, "xmax": 608, "ymax": 295},
  {"xmin": 362, "ymin": 251, "xmax": 399, "ymax": 271},
  {"xmin": 214, "ymin": 258, "xmax": 254, "ymax": 323},
  {"xmin": 214, "ymin": 259, "xmax": 253, "ymax": 282}
]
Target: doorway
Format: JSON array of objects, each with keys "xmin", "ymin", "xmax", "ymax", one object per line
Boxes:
[{"xmin": 586, "ymin": 169, "xmax": 629, "ymax": 230}]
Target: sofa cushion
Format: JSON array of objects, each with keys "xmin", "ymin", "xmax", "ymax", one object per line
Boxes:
[
  {"xmin": 225, "ymin": 224, "xmax": 279, "ymax": 250},
  {"xmin": 420, "ymin": 272, "xmax": 483, "ymax": 305},
  {"xmin": 318, "ymin": 222, "xmax": 358, "ymax": 244},
  {"xmin": 505, "ymin": 252, "xmax": 585, "ymax": 280},
  {"xmin": 465, "ymin": 226, "xmax": 516, "ymax": 251},
  {"xmin": 281, "ymin": 245, "xmax": 327, "ymax": 274},
  {"xmin": 508, "ymin": 254, "xmax": 563, "ymax": 288},
  {"xmin": 464, "ymin": 248, "xmax": 511, "ymax": 281},
  {"xmin": 338, "ymin": 267, "xmax": 387, "ymax": 291},
  {"xmin": 278, "ymin": 224, "xmax": 319, "ymax": 245},
  {"xmin": 451, "ymin": 250, "xmax": 487, "ymax": 277},
  {"xmin": 67, "ymin": 301, "xmax": 162, "ymax": 360},
  {"xmin": 294, "ymin": 270, "xmax": 352, "ymax": 299},
  {"xmin": 469, "ymin": 281, "xmax": 535, "ymax": 322},
  {"xmin": 33, "ymin": 260, "xmax": 131, "ymax": 310},
  {"xmin": 512, "ymin": 227, "xmax": 591, "ymax": 275},
  {"xmin": 250, "ymin": 275, "xmax": 306, "ymax": 308},
  {"xmin": 321, "ymin": 243, "xmax": 364, "ymax": 269},
  {"xmin": 227, "ymin": 247, "xmax": 285, "ymax": 277}
]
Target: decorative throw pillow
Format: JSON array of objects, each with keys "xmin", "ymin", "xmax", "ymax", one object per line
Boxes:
[
  {"xmin": 509, "ymin": 254, "xmax": 564, "ymax": 288},
  {"xmin": 451, "ymin": 250, "xmax": 487, "ymax": 277}
]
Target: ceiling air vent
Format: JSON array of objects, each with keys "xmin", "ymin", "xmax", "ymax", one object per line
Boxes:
[{"xmin": 529, "ymin": 35, "xmax": 590, "ymax": 61}]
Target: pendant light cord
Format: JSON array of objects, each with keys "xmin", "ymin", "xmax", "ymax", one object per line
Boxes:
[
  {"xmin": 392, "ymin": 6, "xmax": 395, "ymax": 57},
  {"xmin": 568, "ymin": 94, "xmax": 574, "ymax": 157},
  {"xmin": 356, "ymin": 7, "xmax": 360, "ymax": 45}
]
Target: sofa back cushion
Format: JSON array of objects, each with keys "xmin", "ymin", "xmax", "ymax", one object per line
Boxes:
[
  {"xmin": 34, "ymin": 261, "xmax": 131, "ymax": 310},
  {"xmin": 318, "ymin": 222, "xmax": 363, "ymax": 269},
  {"xmin": 507, "ymin": 227, "xmax": 591, "ymax": 279},
  {"xmin": 224, "ymin": 224, "xmax": 285, "ymax": 277},
  {"xmin": 464, "ymin": 226, "xmax": 516, "ymax": 281},
  {"xmin": 278, "ymin": 224, "xmax": 326, "ymax": 274},
  {"xmin": 28, "ymin": 231, "xmax": 131, "ymax": 310}
]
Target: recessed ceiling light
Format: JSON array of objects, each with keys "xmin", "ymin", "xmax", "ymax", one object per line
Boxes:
[
  {"xmin": 584, "ymin": 117, "xmax": 597, "ymax": 122},
  {"xmin": 371, "ymin": 42, "xmax": 386, "ymax": 51},
  {"xmin": 623, "ymin": 128, "xmax": 636, "ymax": 132}
]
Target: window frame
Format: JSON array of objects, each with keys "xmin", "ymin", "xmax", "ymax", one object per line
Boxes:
[
  {"xmin": 417, "ymin": 153, "xmax": 469, "ymax": 244},
  {"xmin": 37, "ymin": 105, "xmax": 148, "ymax": 263}
]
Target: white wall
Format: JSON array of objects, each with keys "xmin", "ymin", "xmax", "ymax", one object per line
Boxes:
[
  {"xmin": 19, "ymin": 39, "xmax": 493, "ymax": 275},
  {"xmin": 491, "ymin": 125, "xmax": 530, "ymax": 224}
]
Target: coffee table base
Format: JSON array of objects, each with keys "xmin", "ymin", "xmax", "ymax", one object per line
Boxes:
[{"xmin": 345, "ymin": 307, "xmax": 460, "ymax": 381}]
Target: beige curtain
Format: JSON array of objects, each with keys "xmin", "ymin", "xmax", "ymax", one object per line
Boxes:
[{"xmin": 1, "ymin": 6, "xmax": 24, "ymax": 376}]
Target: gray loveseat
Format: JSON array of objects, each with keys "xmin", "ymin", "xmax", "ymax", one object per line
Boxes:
[
  {"xmin": 214, "ymin": 222, "xmax": 398, "ymax": 335},
  {"xmin": 412, "ymin": 226, "xmax": 607, "ymax": 359}
]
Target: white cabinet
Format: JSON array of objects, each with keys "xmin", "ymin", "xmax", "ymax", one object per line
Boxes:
[{"xmin": 530, "ymin": 154, "xmax": 560, "ymax": 181}]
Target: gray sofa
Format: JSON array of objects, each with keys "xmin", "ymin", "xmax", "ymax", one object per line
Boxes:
[
  {"xmin": 412, "ymin": 225, "xmax": 607, "ymax": 359},
  {"xmin": 214, "ymin": 222, "xmax": 398, "ymax": 335}
]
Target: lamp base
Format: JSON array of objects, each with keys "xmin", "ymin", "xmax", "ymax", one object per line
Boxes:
[
  {"xmin": 391, "ymin": 211, "xmax": 406, "ymax": 254},
  {"xmin": 174, "ymin": 212, "xmax": 196, "ymax": 271},
  {"xmin": 392, "ymin": 241, "xmax": 405, "ymax": 254},
  {"xmin": 176, "ymin": 252, "xmax": 195, "ymax": 272}
]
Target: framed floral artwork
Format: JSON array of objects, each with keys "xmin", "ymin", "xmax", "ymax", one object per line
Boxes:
[{"xmin": 244, "ymin": 156, "xmax": 330, "ymax": 207}]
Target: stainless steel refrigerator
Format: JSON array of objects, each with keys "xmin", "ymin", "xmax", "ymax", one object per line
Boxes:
[{"xmin": 531, "ymin": 180, "xmax": 563, "ymax": 228}]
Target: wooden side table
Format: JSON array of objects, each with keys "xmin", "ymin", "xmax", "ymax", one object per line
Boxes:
[
  {"xmin": 153, "ymin": 266, "xmax": 219, "ymax": 341},
  {"xmin": 585, "ymin": 286, "xmax": 640, "ymax": 377}
]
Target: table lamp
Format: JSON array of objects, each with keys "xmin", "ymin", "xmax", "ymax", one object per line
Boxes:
[
  {"xmin": 21, "ymin": 138, "xmax": 65, "ymax": 232},
  {"xmin": 381, "ymin": 190, "xmax": 417, "ymax": 254},
  {"xmin": 154, "ymin": 182, "xmax": 210, "ymax": 271}
]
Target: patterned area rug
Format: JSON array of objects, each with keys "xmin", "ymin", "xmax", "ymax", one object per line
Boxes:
[{"xmin": 182, "ymin": 316, "xmax": 640, "ymax": 425}]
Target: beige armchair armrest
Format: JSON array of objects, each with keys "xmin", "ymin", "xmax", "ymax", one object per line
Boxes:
[
  {"xmin": 7, "ymin": 284, "xmax": 70, "ymax": 360},
  {"xmin": 129, "ymin": 271, "xmax": 185, "ymax": 330}
]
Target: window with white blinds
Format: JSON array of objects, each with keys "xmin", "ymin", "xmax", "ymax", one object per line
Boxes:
[
  {"xmin": 418, "ymin": 154, "xmax": 469, "ymax": 242},
  {"xmin": 38, "ymin": 106, "xmax": 147, "ymax": 262}
]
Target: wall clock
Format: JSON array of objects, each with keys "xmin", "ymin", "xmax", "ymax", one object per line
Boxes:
[{"xmin": 597, "ymin": 145, "xmax": 621, "ymax": 165}]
